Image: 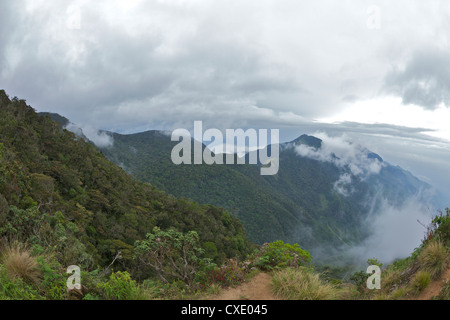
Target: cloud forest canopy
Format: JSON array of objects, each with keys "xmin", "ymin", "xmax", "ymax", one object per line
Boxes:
[
  {"xmin": 0, "ymin": 90, "xmax": 253, "ymax": 273},
  {"xmin": 70, "ymin": 114, "xmax": 441, "ymax": 264}
]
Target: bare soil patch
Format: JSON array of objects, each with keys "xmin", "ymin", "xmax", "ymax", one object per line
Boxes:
[
  {"xmin": 206, "ymin": 272, "xmax": 280, "ymax": 300},
  {"xmin": 415, "ymin": 268, "xmax": 450, "ymax": 300}
]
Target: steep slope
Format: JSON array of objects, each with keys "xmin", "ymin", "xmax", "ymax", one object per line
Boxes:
[{"xmin": 0, "ymin": 90, "xmax": 253, "ymax": 273}]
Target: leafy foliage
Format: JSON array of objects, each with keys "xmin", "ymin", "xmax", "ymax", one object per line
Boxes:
[
  {"xmin": 100, "ymin": 130, "xmax": 371, "ymax": 251},
  {"xmin": 252, "ymin": 240, "xmax": 311, "ymax": 271},
  {"xmin": 200, "ymin": 259, "xmax": 245, "ymax": 288},
  {"xmin": 0, "ymin": 89, "xmax": 253, "ymax": 298},
  {"xmin": 134, "ymin": 227, "xmax": 210, "ymax": 286},
  {"xmin": 96, "ymin": 271, "xmax": 146, "ymax": 300},
  {"xmin": 349, "ymin": 258, "xmax": 382, "ymax": 294},
  {"xmin": 424, "ymin": 208, "xmax": 450, "ymax": 245}
]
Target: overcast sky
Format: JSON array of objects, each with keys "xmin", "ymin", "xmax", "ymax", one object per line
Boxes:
[{"xmin": 1, "ymin": 0, "xmax": 450, "ymax": 203}]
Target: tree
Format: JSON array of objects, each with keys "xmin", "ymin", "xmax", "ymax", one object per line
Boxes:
[
  {"xmin": 30, "ymin": 173, "xmax": 54, "ymax": 210},
  {"xmin": 0, "ymin": 193, "xmax": 8, "ymax": 225},
  {"xmin": 134, "ymin": 227, "xmax": 209, "ymax": 286}
]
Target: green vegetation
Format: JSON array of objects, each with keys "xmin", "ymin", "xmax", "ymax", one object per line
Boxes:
[
  {"xmin": 0, "ymin": 90, "xmax": 448, "ymax": 301},
  {"xmin": 134, "ymin": 227, "xmax": 210, "ymax": 286},
  {"xmin": 418, "ymin": 240, "xmax": 448, "ymax": 280},
  {"xmin": 348, "ymin": 208, "xmax": 450, "ymax": 300},
  {"xmin": 0, "ymin": 90, "xmax": 253, "ymax": 299},
  {"xmin": 1, "ymin": 242, "xmax": 41, "ymax": 285},
  {"xmin": 199, "ymin": 259, "xmax": 245, "ymax": 289},
  {"xmin": 271, "ymin": 267, "xmax": 345, "ymax": 300},
  {"xmin": 251, "ymin": 240, "xmax": 311, "ymax": 271},
  {"xmin": 100, "ymin": 130, "xmax": 371, "ymax": 251},
  {"xmin": 409, "ymin": 270, "xmax": 431, "ymax": 294},
  {"xmin": 97, "ymin": 117, "xmax": 435, "ymax": 261}
]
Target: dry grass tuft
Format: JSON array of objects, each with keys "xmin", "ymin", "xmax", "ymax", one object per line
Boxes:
[
  {"xmin": 1, "ymin": 242, "xmax": 41, "ymax": 284},
  {"xmin": 418, "ymin": 240, "xmax": 449, "ymax": 280},
  {"xmin": 271, "ymin": 267, "xmax": 342, "ymax": 300}
]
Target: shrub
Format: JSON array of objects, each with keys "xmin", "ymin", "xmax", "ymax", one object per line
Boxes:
[
  {"xmin": 418, "ymin": 240, "xmax": 449, "ymax": 280},
  {"xmin": 134, "ymin": 227, "xmax": 210, "ymax": 287},
  {"xmin": 36, "ymin": 255, "xmax": 66, "ymax": 300},
  {"xmin": 0, "ymin": 194, "xmax": 8, "ymax": 225},
  {"xmin": 424, "ymin": 209, "xmax": 450, "ymax": 244},
  {"xmin": 141, "ymin": 279, "xmax": 191, "ymax": 300},
  {"xmin": 271, "ymin": 267, "xmax": 340, "ymax": 300},
  {"xmin": 349, "ymin": 258, "xmax": 384, "ymax": 294},
  {"xmin": 96, "ymin": 271, "xmax": 148, "ymax": 300},
  {"xmin": 0, "ymin": 264, "xmax": 41, "ymax": 300},
  {"xmin": 203, "ymin": 259, "xmax": 245, "ymax": 288},
  {"xmin": 253, "ymin": 240, "xmax": 311, "ymax": 271},
  {"xmin": 349, "ymin": 270, "xmax": 369, "ymax": 291}
]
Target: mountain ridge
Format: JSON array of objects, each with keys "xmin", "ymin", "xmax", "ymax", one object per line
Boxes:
[{"xmin": 46, "ymin": 111, "xmax": 441, "ymax": 264}]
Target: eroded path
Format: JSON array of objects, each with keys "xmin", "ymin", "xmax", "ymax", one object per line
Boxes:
[
  {"xmin": 415, "ymin": 268, "xmax": 450, "ymax": 300},
  {"xmin": 206, "ymin": 272, "xmax": 280, "ymax": 300}
]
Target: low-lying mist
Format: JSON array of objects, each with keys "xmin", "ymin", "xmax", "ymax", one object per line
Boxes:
[
  {"xmin": 344, "ymin": 196, "xmax": 433, "ymax": 265},
  {"xmin": 293, "ymin": 132, "xmax": 440, "ymax": 270},
  {"xmin": 307, "ymin": 195, "xmax": 436, "ymax": 276},
  {"xmin": 64, "ymin": 122, "xmax": 114, "ymax": 148}
]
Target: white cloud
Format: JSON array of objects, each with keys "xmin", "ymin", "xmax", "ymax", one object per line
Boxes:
[
  {"xmin": 333, "ymin": 173, "xmax": 353, "ymax": 197},
  {"xmin": 65, "ymin": 123, "xmax": 114, "ymax": 148},
  {"xmin": 294, "ymin": 132, "xmax": 384, "ymax": 195},
  {"xmin": 1, "ymin": 0, "xmax": 449, "ymax": 205},
  {"xmin": 318, "ymin": 96, "xmax": 450, "ymax": 142},
  {"xmin": 346, "ymin": 197, "xmax": 432, "ymax": 264},
  {"xmin": 3, "ymin": 0, "xmax": 449, "ymax": 133}
]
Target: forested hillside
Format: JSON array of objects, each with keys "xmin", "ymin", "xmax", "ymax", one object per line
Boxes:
[
  {"xmin": 0, "ymin": 90, "xmax": 253, "ymax": 279},
  {"xmin": 95, "ymin": 124, "xmax": 436, "ymax": 260}
]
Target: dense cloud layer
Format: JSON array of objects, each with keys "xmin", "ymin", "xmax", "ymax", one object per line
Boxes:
[
  {"xmin": 1, "ymin": 0, "xmax": 450, "ymax": 133},
  {"xmin": 1, "ymin": 2, "xmax": 450, "ymax": 258},
  {"xmin": 385, "ymin": 49, "xmax": 450, "ymax": 110}
]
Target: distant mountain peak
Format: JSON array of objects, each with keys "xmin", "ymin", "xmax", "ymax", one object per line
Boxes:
[
  {"xmin": 291, "ymin": 134, "xmax": 323, "ymax": 149},
  {"xmin": 367, "ymin": 152, "xmax": 383, "ymax": 162}
]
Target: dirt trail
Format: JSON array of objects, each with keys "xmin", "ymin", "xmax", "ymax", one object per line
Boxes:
[
  {"xmin": 205, "ymin": 268, "xmax": 450, "ymax": 300},
  {"xmin": 415, "ymin": 268, "xmax": 450, "ymax": 300},
  {"xmin": 206, "ymin": 272, "xmax": 280, "ymax": 300}
]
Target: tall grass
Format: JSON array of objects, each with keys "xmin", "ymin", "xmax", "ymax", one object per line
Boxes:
[
  {"xmin": 409, "ymin": 270, "xmax": 431, "ymax": 294},
  {"xmin": 418, "ymin": 240, "xmax": 449, "ymax": 280},
  {"xmin": 271, "ymin": 267, "xmax": 342, "ymax": 300}
]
